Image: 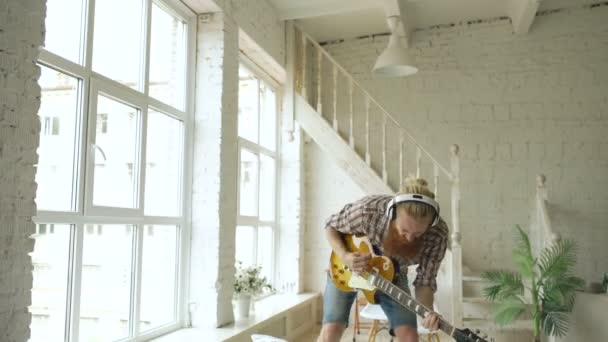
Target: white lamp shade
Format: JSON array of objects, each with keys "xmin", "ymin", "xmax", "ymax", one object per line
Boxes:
[{"xmin": 372, "ymin": 34, "xmax": 417, "ymax": 78}]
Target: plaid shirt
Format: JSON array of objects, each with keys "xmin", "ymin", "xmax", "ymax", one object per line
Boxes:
[{"xmin": 324, "ymin": 194, "xmax": 449, "ymax": 292}]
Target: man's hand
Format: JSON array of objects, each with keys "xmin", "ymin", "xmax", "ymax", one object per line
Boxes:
[
  {"xmin": 422, "ymin": 311, "xmax": 440, "ymax": 331},
  {"xmin": 342, "ymin": 252, "xmax": 371, "ymax": 273}
]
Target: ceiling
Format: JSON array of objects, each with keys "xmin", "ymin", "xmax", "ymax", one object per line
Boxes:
[{"xmin": 267, "ymin": 0, "xmax": 605, "ymax": 42}]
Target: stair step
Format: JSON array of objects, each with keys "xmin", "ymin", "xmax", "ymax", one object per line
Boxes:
[
  {"xmin": 463, "ymin": 296, "xmax": 489, "ymax": 303},
  {"xmin": 462, "ymin": 275, "xmax": 485, "ymax": 282}
]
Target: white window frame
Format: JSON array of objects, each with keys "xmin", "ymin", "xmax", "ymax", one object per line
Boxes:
[
  {"xmin": 33, "ymin": 0, "xmax": 196, "ymax": 340},
  {"xmin": 236, "ymin": 57, "xmax": 282, "ymax": 286}
]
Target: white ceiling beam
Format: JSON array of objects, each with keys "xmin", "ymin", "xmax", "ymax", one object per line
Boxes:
[
  {"xmin": 510, "ymin": 0, "xmax": 542, "ymax": 34},
  {"xmin": 181, "ymin": 0, "xmax": 222, "ymax": 13},
  {"xmin": 276, "ymin": 0, "xmax": 377, "ymax": 20}
]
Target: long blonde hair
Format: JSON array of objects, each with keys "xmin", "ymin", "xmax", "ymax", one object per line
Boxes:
[{"xmin": 395, "ymin": 176, "xmax": 436, "ymax": 219}]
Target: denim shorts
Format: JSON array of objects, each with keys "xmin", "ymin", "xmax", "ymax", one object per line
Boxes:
[{"xmin": 322, "ymin": 273, "xmax": 417, "ymax": 335}]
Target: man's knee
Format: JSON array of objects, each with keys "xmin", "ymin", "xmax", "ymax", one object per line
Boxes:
[
  {"xmin": 317, "ymin": 322, "xmax": 346, "ymax": 342},
  {"xmin": 393, "ymin": 325, "xmax": 418, "ymax": 342}
]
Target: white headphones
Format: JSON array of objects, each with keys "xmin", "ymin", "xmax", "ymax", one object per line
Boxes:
[{"xmin": 385, "ymin": 193, "xmax": 441, "ymax": 227}]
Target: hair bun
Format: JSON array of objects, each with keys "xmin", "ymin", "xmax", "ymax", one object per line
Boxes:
[
  {"xmin": 399, "ymin": 175, "xmax": 434, "ymax": 198},
  {"xmin": 403, "ymin": 175, "xmax": 428, "ymax": 187}
]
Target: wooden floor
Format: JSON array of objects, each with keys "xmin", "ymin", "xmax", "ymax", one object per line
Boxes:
[{"xmin": 294, "ymin": 324, "xmax": 449, "ymax": 342}]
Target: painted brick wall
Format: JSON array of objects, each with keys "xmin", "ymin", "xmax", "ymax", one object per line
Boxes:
[
  {"xmin": 189, "ymin": 12, "xmax": 239, "ymax": 328},
  {"xmin": 209, "ymin": 0, "xmax": 285, "ymax": 67},
  {"xmin": 0, "ymin": 0, "xmax": 45, "ymax": 340},
  {"xmin": 303, "ymin": 141, "xmax": 366, "ymax": 292},
  {"xmin": 304, "ymin": 4, "xmax": 608, "ymax": 291}
]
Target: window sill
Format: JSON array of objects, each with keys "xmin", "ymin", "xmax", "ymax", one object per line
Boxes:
[{"xmin": 152, "ymin": 292, "xmax": 321, "ymax": 342}]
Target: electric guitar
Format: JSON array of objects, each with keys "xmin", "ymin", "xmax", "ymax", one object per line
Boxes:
[{"xmin": 329, "ymin": 234, "xmax": 493, "ymax": 342}]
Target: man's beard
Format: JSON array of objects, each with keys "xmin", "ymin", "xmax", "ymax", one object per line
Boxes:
[{"xmin": 382, "ymin": 224, "xmax": 422, "ymax": 260}]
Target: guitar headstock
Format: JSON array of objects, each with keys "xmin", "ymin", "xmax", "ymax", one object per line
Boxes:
[{"xmin": 454, "ymin": 328, "xmax": 493, "ymax": 342}]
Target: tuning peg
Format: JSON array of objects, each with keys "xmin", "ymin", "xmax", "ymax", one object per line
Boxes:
[{"xmin": 475, "ymin": 329, "xmax": 480, "ymax": 334}]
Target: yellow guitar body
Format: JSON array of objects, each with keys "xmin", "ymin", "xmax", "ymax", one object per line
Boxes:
[{"xmin": 329, "ymin": 234, "xmax": 395, "ymax": 304}]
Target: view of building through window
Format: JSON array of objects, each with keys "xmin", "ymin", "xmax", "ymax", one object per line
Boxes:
[
  {"xmin": 31, "ymin": 0, "xmax": 190, "ymax": 341},
  {"xmin": 235, "ymin": 65, "xmax": 279, "ymax": 283}
]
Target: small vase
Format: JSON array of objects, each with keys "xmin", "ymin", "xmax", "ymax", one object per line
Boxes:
[{"xmin": 236, "ymin": 294, "xmax": 251, "ymax": 319}]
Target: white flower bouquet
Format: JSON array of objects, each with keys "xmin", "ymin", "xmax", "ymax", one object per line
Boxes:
[{"xmin": 233, "ymin": 262, "xmax": 274, "ymax": 298}]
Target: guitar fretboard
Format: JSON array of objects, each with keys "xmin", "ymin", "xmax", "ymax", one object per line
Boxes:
[{"xmin": 370, "ymin": 273, "xmax": 455, "ymax": 337}]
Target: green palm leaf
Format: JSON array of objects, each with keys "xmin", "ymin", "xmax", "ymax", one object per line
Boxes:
[
  {"xmin": 513, "ymin": 225, "xmax": 535, "ymax": 279},
  {"xmin": 541, "ymin": 276, "xmax": 584, "ymax": 310},
  {"xmin": 538, "ymin": 239, "xmax": 577, "ymax": 280},
  {"xmin": 492, "ymin": 298, "xmax": 527, "ymax": 326},
  {"xmin": 482, "ymin": 270, "xmax": 524, "ymax": 301},
  {"xmin": 541, "ymin": 310, "xmax": 570, "ymax": 337}
]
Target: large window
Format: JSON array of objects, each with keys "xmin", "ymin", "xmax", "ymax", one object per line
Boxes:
[
  {"xmin": 32, "ymin": 0, "xmax": 193, "ymax": 341},
  {"xmin": 235, "ymin": 64, "xmax": 279, "ymax": 283}
]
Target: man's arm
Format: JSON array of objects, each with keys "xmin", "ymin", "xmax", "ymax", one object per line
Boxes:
[
  {"xmin": 417, "ymin": 286, "xmax": 440, "ymax": 330},
  {"xmin": 326, "ymin": 227, "xmax": 349, "ymax": 260},
  {"xmin": 326, "ymin": 227, "xmax": 371, "ymax": 273},
  {"xmin": 415, "ymin": 286, "xmax": 434, "ymax": 310}
]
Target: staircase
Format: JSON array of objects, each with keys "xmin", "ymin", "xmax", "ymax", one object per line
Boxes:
[
  {"xmin": 289, "ymin": 25, "xmax": 464, "ymax": 327},
  {"xmin": 289, "ymin": 25, "xmax": 542, "ymax": 339}
]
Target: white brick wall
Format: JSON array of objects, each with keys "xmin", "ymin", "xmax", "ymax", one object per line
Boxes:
[
  {"xmin": 0, "ymin": 0, "xmax": 45, "ymax": 340},
  {"xmin": 304, "ymin": 4, "xmax": 608, "ymax": 290},
  {"xmin": 208, "ymin": 0, "xmax": 285, "ymax": 68},
  {"xmin": 189, "ymin": 12, "xmax": 239, "ymax": 328},
  {"xmin": 303, "ymin": 142, "xmax": 366, "ymax": 292}
]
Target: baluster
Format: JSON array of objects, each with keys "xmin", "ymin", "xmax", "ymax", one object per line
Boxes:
[
  {"xmin": 416, "ymin": 146, "xmax": 422, "ymax": 178},
  {"xmin": 382, "ymin": 115, "xmax": 387, "ymax": 183},
  {"xmin": 301, "ymin": 33, "xmax": 307, "ymax": 99},
  {"xmin": 365, "ymin": 96, "xmax": 371, "ymax": 165},
  {"xmin": 450, "ymin": 144, "xmax": 461, "ymax": 245},
  {"xmin": 349, "ymin": 79, "xmax": 354, "ymax": 148},
  {"xmin": 316, "ymin": 46, "xmax": 322, "ymax": 112},
  {"xmin": 399, "ymin": 132, "xmax": 404, "ymax": 185},
  {"xmin": 450, "ymin": 144, "xmax": 463, "ymax": 326},
  {"xmin": 434, "ymin": 163, "xmax": 439, "ymax": 197},
  {"xmin": 332, "ymin": 65, "xmax": 338, "ymax": 131}
]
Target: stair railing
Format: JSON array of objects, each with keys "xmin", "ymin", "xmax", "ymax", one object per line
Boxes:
[{"xmin": 293, "ymin": 25, "xmax": 464, "ymax": 325}]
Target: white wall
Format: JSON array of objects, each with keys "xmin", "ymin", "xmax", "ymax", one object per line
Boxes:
[
  {"xmin": 0, "ymin": 0, "xmax": 45, "ymax": 340},
  {"xmin": 208, "ymin": 0, "xmax": 285, "ymax": 68},
  {"xmin": 190, "ymin": 12, "xmax": 239, "ymax": 327},
  {"xmin": 555, "ymin": 292, "xmax": 608, "ymax": 341},
  {"xmin": 304, "ymin": 4, "xmax": 608, "ymax": 291},
  {"xmin": 303, "ymin": 141, "xmax": 366, "ymax": 292}
]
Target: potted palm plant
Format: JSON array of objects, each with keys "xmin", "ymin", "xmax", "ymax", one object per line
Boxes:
[
  {"xmin": 482, "ymin": 225, "xmax": 584, "ymax": 342},
  {"xmin": 233, "ymin": 262, "xmax": 274, "ymax": 319}
]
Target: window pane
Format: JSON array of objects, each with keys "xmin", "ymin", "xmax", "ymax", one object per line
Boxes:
[
  {"xmin": 239, "ymin": 149, "xmax": 258, "ymax": 217},
  {"xmin": 79, "ymin": 225, "xmax": 133, "ymax": 342},
  {"xmin": 140, "ymin": 225, "xmax": 178, "ymax": 332},
  {"xmin": 92, "ymin": 95, "xmax": 140, "ymax": 208},
  {"xmin": 235, "ymin": 226, "xmax": 255, "ymax": 266},
  {"xmin": 144, "ymin": 110, "xmax": 182, "ymax": 216},
  {"xmin": 149, "ymin": 3, "xmax": 186, "ymax": 110},
  {"xmin": 257, "ymin": 226, "xmax": 273, "ymax": 281},
  {"xmin": 259, "ymin": 155, "xmax": 275, "ymax": 221},
  {"xmin": 259, "ymin": 85, "xmax": 276, "ymax": 151},
  {"xmin": 44, "ymin": 0, "xmax": 84, "ymax": 63},
  {"xmin": 238, "ymin": 67, "xmax": 259, "ymax": 143},
  {"xmin": 29, "ymin": 224, "xmax": 71, "ymax": 342},
  {"xmin": 36, "ymin": 65, "xmax": 80, "ymax": 211},
  {"xmin": 93, "ymin": 0, "xmax": 144, "ymax": 89}
]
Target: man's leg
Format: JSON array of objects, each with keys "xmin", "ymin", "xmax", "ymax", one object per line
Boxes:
[
  {"xmin": 317, "ymin": 274, "xmax": 357, "ymax": 342},
  {"xmin": 392, "ymin": 325, "xmax": 418, "ymax": 342},
  {"xmin": 377, "ymin": 276, "xmax": 419, "ymax": 342}
]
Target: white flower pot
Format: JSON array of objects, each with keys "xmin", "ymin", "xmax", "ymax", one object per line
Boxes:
[{"xmin": 236, "ymin": 295, "xmax": 251, "ymax": 319}]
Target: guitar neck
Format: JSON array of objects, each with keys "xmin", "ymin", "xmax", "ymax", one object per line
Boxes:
[{"xmin": 370, "ymin": 274, "xmax": 456, "ymax": 337}]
